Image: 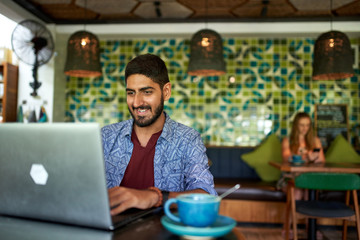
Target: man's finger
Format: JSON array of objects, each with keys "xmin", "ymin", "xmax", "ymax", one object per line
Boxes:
[{"xmin": 110, "ymin": 200, "xmax": 132, "ymax": 216}]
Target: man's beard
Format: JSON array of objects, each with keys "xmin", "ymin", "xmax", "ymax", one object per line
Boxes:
[{"xmin": 129, "ymin": 96, "xmax": 164, "ymax": 128}]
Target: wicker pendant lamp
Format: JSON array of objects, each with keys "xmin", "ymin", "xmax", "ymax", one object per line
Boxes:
[
  {"xmin": 312, "ymin": 0, "xmax": 354, "ymax": 80},
  {"xmin": 64, "ymin": 30, "xmax": 102, "ymax": 77},
  {"xmin": 312, "ymin": 30, "xmax": 354, "ymax": 80},
  {"xmin": 64, "ymin": 0, "xmax": 102, "ymax": 78},
  {"xmin": 187, "ymin": 29, "xmax": 226, "ymax": 76},
  {"xmin": 187, "ymin": 0, "xmax": 225, "ymax": 76}
]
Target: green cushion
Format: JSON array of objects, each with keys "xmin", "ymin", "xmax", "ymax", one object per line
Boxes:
[
  {"xmin": 242, "ymin": 134, "xmax": 282, "ymax": 182},
  {"xmin": 325, "ymin": 134, "xmax": 360, "ymax": 163}
]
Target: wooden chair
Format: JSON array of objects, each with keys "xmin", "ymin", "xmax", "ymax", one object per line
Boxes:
[{"xmin": 284, "ymin": 172, "xmax": 360, "ymax": 240}]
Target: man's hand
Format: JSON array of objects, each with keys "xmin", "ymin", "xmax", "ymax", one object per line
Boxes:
[
  {"xmin": 108, "ymin": 187, "xmax": 208, "ymax": 216},
  {"xmin": 108, "ymin": 186, "xmax": 159, "ymax": 216}
]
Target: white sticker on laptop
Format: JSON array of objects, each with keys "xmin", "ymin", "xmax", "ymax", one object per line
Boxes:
[{"xmin": 30, "ymin": 164, "xmax": 49, "ymax": 185}]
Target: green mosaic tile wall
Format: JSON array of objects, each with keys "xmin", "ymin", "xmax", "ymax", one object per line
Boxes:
[{"xmin": 65, "ymin": 37, "xmax": 360, "ymax": 147}]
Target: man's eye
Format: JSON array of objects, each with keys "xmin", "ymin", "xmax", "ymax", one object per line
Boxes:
[
  {"xmin": 127, "ymin": 91, "xmax": 134, "ymax": 96},
  {"xmin": 144, "ymin": 91, "xmax": 152, "ymax": 95}
]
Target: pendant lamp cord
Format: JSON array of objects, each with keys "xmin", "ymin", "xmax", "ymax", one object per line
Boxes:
[
  {"xmin": 330, "ymin": 0, "xmax": 333, "ymax": 30},
  {"xmin": 205, "ymin": 0, "xmax": 208, "ymax": 29},
  {"xmin": 84, "ymin": 0, "xmax": 87, "ymax": 31}
]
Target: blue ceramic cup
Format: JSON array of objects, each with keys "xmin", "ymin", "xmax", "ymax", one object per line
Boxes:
[
  {"xmin": 164, "ymin": 193, "xmax": 220, "ymax": 227},
  {"xmin": 292, "ymin": 155, "xmax": 302, "ymax": 162}
]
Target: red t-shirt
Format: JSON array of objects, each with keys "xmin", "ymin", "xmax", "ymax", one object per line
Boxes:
[{"xmin": 120, "ymin": 128, "xmax": 162, "ymax": 189}]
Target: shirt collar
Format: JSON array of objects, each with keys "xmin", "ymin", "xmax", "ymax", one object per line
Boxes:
[
  {"xmin": 160, "ymin": 112, "xmax": 172, "ymax": 142},
  {"xmin": 123, "ymin": 112, "xmax": 172, "ymax": 142}
]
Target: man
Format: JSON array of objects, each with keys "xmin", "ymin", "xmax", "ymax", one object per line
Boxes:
[{"xmin": 101, "ymin": 54, "xmax": 216, "ymax": 216}]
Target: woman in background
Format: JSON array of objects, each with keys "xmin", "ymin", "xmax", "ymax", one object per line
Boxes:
[
  {"xmin": 278, "ymin": 112, "xmax": 326, "ymax": 199},
  {"xmin": 280, "ymin": 112, "xmax": 326, "ymax": 239},
  {"xmin": 282, "ymin": 112, "xmax": 325, "ymax": 165}
]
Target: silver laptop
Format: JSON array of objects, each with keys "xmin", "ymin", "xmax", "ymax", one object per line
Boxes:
[
  {"xmin": 0, "ymin": 123, "xmax": 160, "ymax": 230},
  {"xmin": 0, "ymin": 215, "xmax": 113, "ymax": 240}
]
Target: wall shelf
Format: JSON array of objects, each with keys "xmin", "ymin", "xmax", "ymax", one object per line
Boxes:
[{"xmin": 0, "ymin": 62, "xmax": 18, "ymax": 122}]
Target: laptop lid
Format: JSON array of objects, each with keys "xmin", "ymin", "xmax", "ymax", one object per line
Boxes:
[
  {"xmin": 0, "ymin": 215, "xmax": 113, "ymax": 240},
  {"xmin": 0, "ymin": 123, "xmax": 114, "ymax": 230}
]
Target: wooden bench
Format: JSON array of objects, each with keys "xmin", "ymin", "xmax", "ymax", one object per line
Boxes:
[{"xmin": 207, "ymin": 146, "xmax": 286, "ymax": 223}]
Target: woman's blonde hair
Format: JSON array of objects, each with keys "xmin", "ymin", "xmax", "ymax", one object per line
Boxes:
[{"xmin": 289, "ymin": 112, "xmax": 314, "ymax": 154}]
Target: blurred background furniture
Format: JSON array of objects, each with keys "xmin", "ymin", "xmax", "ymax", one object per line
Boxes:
[
  {"xmin": 208, "ymin": 146, "xmax": 286, "ymax": 224},
  {"xmin": 0, "ymin": 62, "xmax": 18, "ymax": 122},
  {"xmin": 285, "ymin": 173, "xmax": 360, "ymax": 240}
]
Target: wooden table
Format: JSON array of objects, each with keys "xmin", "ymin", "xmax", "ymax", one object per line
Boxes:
[
  {"xmin": 269, "ymin": 161, "xmax": 360, "ymax": 174},
  {"xmin": 0, "ymin": 213, "xmax": 245, "ymax": 240},
  {"xmin": 269, "ymin": 161, "xmax": 360, "ymax": 240}
]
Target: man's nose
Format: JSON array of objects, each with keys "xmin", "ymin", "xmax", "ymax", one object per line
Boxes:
[{"xmin": 133, "ymin": 94, "xmax": 143, "ymax": 108}]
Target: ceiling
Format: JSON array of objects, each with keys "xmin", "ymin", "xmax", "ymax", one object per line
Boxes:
[{"xmin": 12, "ymin": 0, "xmax": 360, "ymax": 25}]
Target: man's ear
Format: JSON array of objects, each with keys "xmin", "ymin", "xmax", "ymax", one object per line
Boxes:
[{"xmin": 163, "ymin": 82, "xmax": 171, "ymax": 101}]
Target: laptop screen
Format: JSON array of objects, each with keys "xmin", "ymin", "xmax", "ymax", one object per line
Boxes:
[{"xmin": 0, "ymin": 123, "xmax": 113, "ymax": 229}]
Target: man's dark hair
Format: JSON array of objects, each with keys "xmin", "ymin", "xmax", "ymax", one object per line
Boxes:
[{"xmin": 125, "ymin": 54, "xmax": 170, "ymax": 89}]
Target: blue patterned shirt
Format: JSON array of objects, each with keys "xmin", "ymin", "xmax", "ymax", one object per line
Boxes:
[{"xmin": 101, "ymin": 113, "xmax": 217, "ymax": 195}]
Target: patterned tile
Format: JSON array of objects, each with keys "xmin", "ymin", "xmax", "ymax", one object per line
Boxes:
[{"xmin": 65, "ymin": 37, "xmax": 360, "ymax": 146}]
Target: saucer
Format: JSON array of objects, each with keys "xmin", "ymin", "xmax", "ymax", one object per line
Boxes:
[
  {"xmin": 161, "ymin": 215, "xmax": 236, "ymax": 238},
  {"xmin": 290, "ymin": 160, "xmax": 305, "ymax": 165}
]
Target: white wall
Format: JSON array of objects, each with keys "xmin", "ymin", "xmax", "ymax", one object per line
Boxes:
[
  {"xmin": 0, "ymin": 0, "xmax": 55, "ymax": 122},
  {"xmin": 56, "ymin": 21, "xmax": 360, "ymax": 38},
  {"xmin": 17, "ymin": 54, "xmax": 55, "ymax": 122}
]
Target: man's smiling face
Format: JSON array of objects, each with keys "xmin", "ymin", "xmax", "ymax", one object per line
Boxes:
[{"xmin": 126, "ymin": 74, "xmax": 165, "ymax": 128}]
